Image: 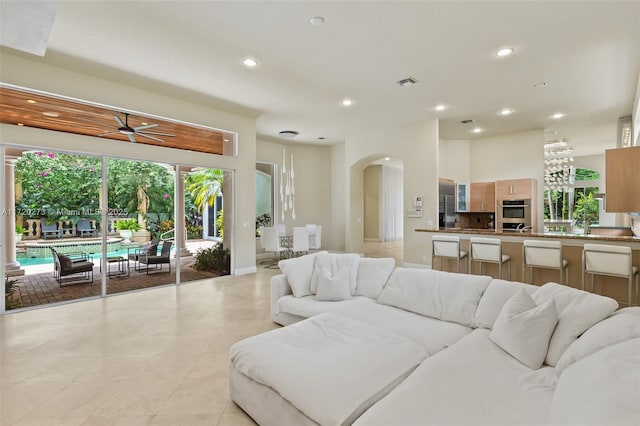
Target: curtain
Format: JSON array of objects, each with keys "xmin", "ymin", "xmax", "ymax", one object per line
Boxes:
[{"xmin": 379, "ymin": 165, "xmax": 404, "ymax": 241}]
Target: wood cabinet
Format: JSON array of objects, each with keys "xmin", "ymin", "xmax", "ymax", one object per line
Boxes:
[
  {"xmin": 606, "ymin": 146, "xmax": 640, "ymax": 212},
  {"xmin": 496, "ymin": 178, "xmax": 534, "ymax": 200},
  {"xmin": 469, "ymin": 182, "xmax": 495, "ymax": 212}
]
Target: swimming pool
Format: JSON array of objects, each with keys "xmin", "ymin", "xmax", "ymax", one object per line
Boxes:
[{"xmin": 18, "ymin": 248, "xmax": 135, "ymax": 266}]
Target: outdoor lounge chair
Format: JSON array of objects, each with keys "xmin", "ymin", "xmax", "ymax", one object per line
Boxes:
[
  {"xmin": 76, "ymin": 219, "xmax": 97, "ymax": 237},
  {"xmin": 138, "ymin": 240, "xmax": 173, "ymax": 274},
  {"xmin": 50, "ymin": 247, "xmax": 94, "ymax": 286},
  {"xmin": 42, "ymin": 222, "xmax": 63, "ymax": 239},
  {"xmin": 128, "ymin": 241, "xmax": 159, "ymax": 272}
]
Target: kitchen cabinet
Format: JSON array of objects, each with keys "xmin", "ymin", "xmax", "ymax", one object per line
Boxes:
[
  {"xmin": 469, "ymin": 182, "xmax": 495, "ymax": 212},
  {"xmin": 456, "ymin": 183, "xmax": 469, "ymax": 212},
  {"xmin": 496, "ymin": 178, "xmax": 534, "ymax": 200},
  {"xmin": 606, "ymin": 146, "xmax": 640, "ymax": 212}
]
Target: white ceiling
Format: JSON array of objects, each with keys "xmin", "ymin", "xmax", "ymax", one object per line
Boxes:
[{"xmin": 9, "ymin": 1, "xmax": 640, "ymax": 154}]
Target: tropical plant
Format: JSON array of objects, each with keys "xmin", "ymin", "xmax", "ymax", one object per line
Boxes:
[
  {"xmin": 5, "ymin": 276, "xmax": 21, "ymax": 309},
  {"xmin": 115, "ymin": 218, "xmax": 142, "ymax": 231},
  {"xmin": 15, "ymin": 224, "xmax": 27, "ymax": 234},
  {"xmin": 193, "ymin": 244, "xmax": 230, "ymax": 274},
  {"xmin": 216, "ymin": 209, "xmax": 224, "ymax": 239},
  {"xmin": 573, "ymin": 191, "xmax": 600, "ymax": 227},
  {"xmin": 186, "ymin": 168, "xmax": 223, "ymax": 213}
]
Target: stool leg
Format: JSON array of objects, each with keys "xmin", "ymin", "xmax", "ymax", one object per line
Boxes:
[{"xmin": 629, "ymin": 276, "xmax": 633, "ymax": 307}]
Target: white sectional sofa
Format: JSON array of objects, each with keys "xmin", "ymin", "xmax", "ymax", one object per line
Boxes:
[{"xmin": 231, "ymin": 252, "xmax": 640, "ymax": 426}]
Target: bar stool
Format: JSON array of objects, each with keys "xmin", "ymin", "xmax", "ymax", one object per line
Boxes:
[
  {"xmin": 469, "ymin": 237, "xmax": 511, "ymax": 279},
  {"xmin": 522, "ymin": 240, "xmax": 568, "ymax": 284},
  {"xmin": 432, "ymin": 235, "xmax": 467, "ymax": 273},
  {"xmin": 582, "ymin": 244, "xmax": 639, "ymax": 307}
]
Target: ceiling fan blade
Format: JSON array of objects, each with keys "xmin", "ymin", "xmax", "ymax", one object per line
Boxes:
[
  {"xmin": 133, "ymin": 123, "xmax": 158, "ymax": 131},
  {"xmin": 135, "ymin": 132, "xmax": 165, "ymax": 143},
  {"xmin": 138, "ymin": 130, "xmax": 175, "ymax": 137},
  {"xmin": 114, "ymin": 115, "xmax": 125, "ymax": 127},
  {"xmin": 97, "ymin": 131, "xmax": 120, "ymax": 137},
  {"xmin": 127, "ymin": 134, "xmax": 137, "ymax": 143}
]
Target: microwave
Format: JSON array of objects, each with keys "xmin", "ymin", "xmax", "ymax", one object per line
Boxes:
[{"xmin": 498, "ymin": 199, "xmax": 531, "ymax": 223}]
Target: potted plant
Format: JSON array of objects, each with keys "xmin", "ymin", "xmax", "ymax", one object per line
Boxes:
[
  {"xmin": 15, "ymin": 224, "xmax": 27, "ymax": 243},
  {"xmin": 116, "ymin": 218, "xmax": 141, "ymax": 243}
]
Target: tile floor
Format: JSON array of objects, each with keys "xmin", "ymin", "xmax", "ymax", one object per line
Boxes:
[{"xmin": 1, "ymin": 241, "xmax": 402, "ymax": 425}]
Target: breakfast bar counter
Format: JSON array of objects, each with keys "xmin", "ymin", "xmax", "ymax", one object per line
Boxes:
[{"xmin": 415, "ymin": 228, "xmax": 640, "ymax": 306}]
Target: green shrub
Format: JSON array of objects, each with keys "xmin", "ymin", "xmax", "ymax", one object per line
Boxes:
[
  {"xmin": 5, "ymin": 276, "xmax": 21, "ymax": 309},
  {"xmin": 193, "ymin": 244, "xmax": 230, "ymax": 275},
  {"xmin": 115, "ymin": 218, "xmax": 141, "ymax": 231},
  {"xmin": 15, "ymin": 224, "xmax": 28, "ymax": 234}
]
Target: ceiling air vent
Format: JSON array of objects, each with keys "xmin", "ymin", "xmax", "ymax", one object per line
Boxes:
[
  {"xmin": 396, "ymin": 77, "xmax": 418, "ymax": 87},
  {"xmin": 460, "ymin": 119, "xmax": 475, "ymax": 125}
]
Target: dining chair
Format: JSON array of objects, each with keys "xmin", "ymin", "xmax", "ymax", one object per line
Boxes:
[
  {"xmin": 292, "ymin": 227, "xmax": 310, "ymax": 257},
  {"xmin": 262, "ymin": 226, "xmax": 289, "ymax": 267},
  {"xmin": 582, "ymin": 244, "xmax": 638, "ymax": 306},
  {"xmin": 469, "ymin": 237, "xmax": 511, "ymax": 279},
  {"xmin": 522, "ymin": 239, "xmax": 568, "ymax": 284}
]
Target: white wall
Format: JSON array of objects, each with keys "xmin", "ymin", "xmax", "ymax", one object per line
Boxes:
[
  {"xmin": 438, "ymin": 139, "xmax": 470, "ymax": 183},
  {"xmin": 256, "ymin": 139, "xmax": 333, "ymax": 249},
  {"xmin": 345, "ymin": 119, "xmax": 439, "ymax": 265},
  {"xmin": 0, "ymin": 50, "xmax": 258, "ymax": 274},
  {"xmin": 331, "ymin": 143, "xmax": 346, "ymax": 251}
]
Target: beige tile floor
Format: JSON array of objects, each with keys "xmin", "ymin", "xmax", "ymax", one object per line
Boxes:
[
  {"xmin": 1, "ymin": 241, "xmax": 401, "ymax": 425},
  {"xmin": 1, "ymin": 267, "xmax": 281, "ymax": 426}
]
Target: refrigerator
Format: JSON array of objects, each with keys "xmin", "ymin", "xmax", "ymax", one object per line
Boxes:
[{"xmin": 438, "ymin": 182, "xmax": 456, "ymax": 228}]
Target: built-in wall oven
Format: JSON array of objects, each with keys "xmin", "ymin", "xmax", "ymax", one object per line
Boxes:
[{"xmin": 497, "ymin": 199, "xmax": 531, "ymax": 232}]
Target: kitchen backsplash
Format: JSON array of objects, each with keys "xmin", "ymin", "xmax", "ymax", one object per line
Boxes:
[
  {"xmin": 456, "ymin": 213, "xmax": 494, "ymax": 230},
  {"xmin": 631, "ymin": 214, "xmax": 640, "ymax": 237}
]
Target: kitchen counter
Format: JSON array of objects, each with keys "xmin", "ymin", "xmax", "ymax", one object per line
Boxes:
[{"xmin": 416, "ymin": 227, "xmax": 640, "ymax": 243}]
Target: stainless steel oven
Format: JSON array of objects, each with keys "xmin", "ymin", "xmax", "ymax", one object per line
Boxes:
[{"xmin": 498, "ymin": 199, "xmax": 531, "ymax": 231}]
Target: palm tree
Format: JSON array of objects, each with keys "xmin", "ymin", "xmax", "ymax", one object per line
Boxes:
[{"xmin": 186, "ymin": 168, "xmax": 224, "ymax": 212}]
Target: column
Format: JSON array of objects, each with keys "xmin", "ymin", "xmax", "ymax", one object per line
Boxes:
[
  {"xmin": 5, "ymin": 155, "xmax": 24, "ymax": 275},
  {"xmin": 175, "ymin": 168, "xmax": 192, "ymax": 257}
]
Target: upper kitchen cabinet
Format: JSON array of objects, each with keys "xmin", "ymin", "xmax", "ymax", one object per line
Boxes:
[
  {"xmin": 606, "ymin": 146, "xmax": 640, "ymax": 212},
  {"xmin": 469, "ymin": 182, "xmax": 495, "ymax": 212},
  {"xmin": 496, "ymin": 178, "xmax": 535, "ymax": 200}
]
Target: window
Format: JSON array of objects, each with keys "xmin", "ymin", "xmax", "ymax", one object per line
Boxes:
[{"xmin": 544, "ymin": 168, "xmax": 601, "ymax": 232}]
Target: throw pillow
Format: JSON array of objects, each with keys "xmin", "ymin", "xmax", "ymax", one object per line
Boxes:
[
  {"xmin": 278, "ymin": 251, "xmax": 325, "ymax": 297},
  {"xmin": 532, "ymin": 282, "xmax": 618, "ymax": 366},
  {"xmin": 310, "ymin": 252, "xmax": 360, "ymax": 295},
  {"xmin": 489, "ymin": 289, "xmax": 559, "ymax": 369},
  {"xmin": 355, "ymin": 257, "xmax": 395, "ymax": 298},
  {"xmin": 315, "ymin": 266, "xmax": 353, "ymax": 302}
]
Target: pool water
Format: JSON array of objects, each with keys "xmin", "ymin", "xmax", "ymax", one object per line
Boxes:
[{"xmin": 18, "ymin": 248, "xmax": 133, "ymax": 266}]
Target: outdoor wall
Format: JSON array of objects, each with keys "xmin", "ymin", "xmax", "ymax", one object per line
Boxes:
[
  {"xmin": 255, "ymin": 139, "xmax": 333, "ymax": 250},
  {"xmin": 0, "ymin": 50, "xmax": 258, "ymax": 274},
  {"xmin": 345, "ymin": 119, "xmax": 439, "ymax": 265},
  {"xmin": 363, "ymin": 165, "xmax": 381, "ymax": 240},
  {"xmin": 438, "ymin": 139, "xmax": 470, "ymax": 184}
]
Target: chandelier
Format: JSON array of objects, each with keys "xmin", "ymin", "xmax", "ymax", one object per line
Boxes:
[
  {"xmin": 280, "ymin": 149, "xmax": 296, "ymax": 220},
  {"xmin": 544, "ymin": 139, "xmax": 575, "ymax": 192}
]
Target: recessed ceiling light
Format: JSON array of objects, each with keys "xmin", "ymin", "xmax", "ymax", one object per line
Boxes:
[
  {"xmin": 26, "ymin": 99, "xmax": 36, "ymax": 104},
  {"xmin": 435, "ymin": 104, "xmax": 447, "ymax": 111},
  {"xmin": 223, "ymin": 139, "xmax": 229, "ymax": 142},
  {"xmin": 496, "ymin": 47, "xmax": 514, "ymax": 57},
  {"xmin": 17, "ymin": 123, "xmax": 24, "ymax": 126},
  {"xmin": 42, "ymin": 111, "xmax": 59, "ymax": 117},
  {"xmin": 141, "ymin": 122, "xmax": 148, "ymax": 126},
  {"xmin": 460, "ymin": 119, "xmax": 475, "ymax": 125},
  {"xmin": 396, "ymin": 77, "xmax": 418, "ymax": 87},
  {"xmin": 551, "ymin": 113, "xmax": 565, "ymax": 119},
  {"xmin": 471, "ymin": 127, "xmax": 483, "ymax": 134},
  {"xmin": 384, "ymin": 157, "xmax": 390, "ymax": 161},
  {"xmin": 341, "ymin": 98, "xmax": 353, "ymax": 107},
  {"xmin": 498, "ymin": 108, "xmax": 514, "ymax": 116},
  {"xmin": 278, "ymin": 130, "xmax": 299, "ymax": 138},
  {"xmin": 310, "ymin": 16, "xmax": 325, "ymax": 26},
  {"xmin": 242, "ymin": 57, "xmax": 258, "ymax": 67},
  {"xmin": 534, "ymin": 82, "xmax": 548, "ymax": 88}
]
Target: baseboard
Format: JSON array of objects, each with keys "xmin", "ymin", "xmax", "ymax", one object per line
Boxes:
[
  {"xmin": 234, "ymin": 266, "xmax": 258, "ymax": 275},
  {"xmin": 402, "ymin": 262, "xmax": 431, "ymax": 269}
]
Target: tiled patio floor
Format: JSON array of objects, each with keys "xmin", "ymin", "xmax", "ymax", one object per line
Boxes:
[{"xmin": 9, "ymin": 257, "xmax": 223, "ymax": 310}]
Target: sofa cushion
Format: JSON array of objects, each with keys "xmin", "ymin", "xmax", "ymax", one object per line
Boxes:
[
  {"xmin": 474, "ymin": 279, "xmax": 539, "ymax": 329},
  {"xmin": 354, "ymin": 329, "xmax": 557, "ymax": 426},
  {"xmin": 555, "ymin": 307, "xmax": 640, "ymax": 375},
  {"xmin": 489, "ymin": 290, "xmax": 558, "ymax": 369},
  {"xmin": 547, "ymin": 338, "xmax": 640, "ymax": 426},
  {"xmin": 532, "ymin": 282, "xmax": 618, "ymax": 366},
  {"xmin": 278, "ymin": 251, "xmax": 325, "ymax": 297},
  {"xmin": 376, "ymin": 268, "xmax": 491, "ymax": 327},
  {"xmin": 310, "ymin": 252, "xmax": 360, "ymax": 295},
  {"xmin": 355, "ymin": 257, "xmax": 395, "ymax": 298},
  {"xmin": 277, "ymin": 294, "xmax": 471, "ymax": 353},
  {"xmin": 315, "ymin": 265, "xmax": 353, "ymax": 301}
]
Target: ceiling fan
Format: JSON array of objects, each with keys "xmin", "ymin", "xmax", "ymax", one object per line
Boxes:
[{"xmin": 98, "ymin": 112, "xmax": 175, "ymax": 143}]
